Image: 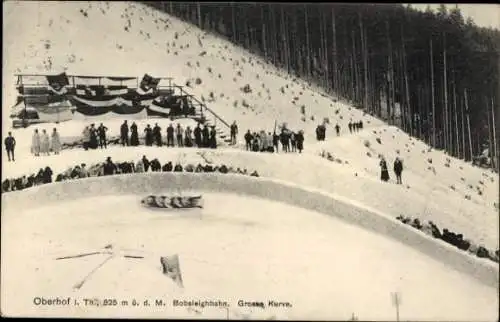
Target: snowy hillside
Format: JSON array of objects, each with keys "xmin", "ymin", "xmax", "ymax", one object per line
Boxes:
[{"xmin": 3, "ymin": 0, "xmax": 498, "ymax": 254}]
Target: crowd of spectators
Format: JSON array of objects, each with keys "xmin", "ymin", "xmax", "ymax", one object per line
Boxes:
[
  {"xmin": 396, "ymin": 215, "xmax": 499, "ymax": 264},
  {"xmin": 244, "ymin": 127, "xmax": 304, "ymax": 154},
  {"xmin": 1, "ymin": 157, "xmax": 260, "ymax": 193}
]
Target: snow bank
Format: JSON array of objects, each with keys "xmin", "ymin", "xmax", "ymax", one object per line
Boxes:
[{"xmin": 3, "ymin": 173, "xmax": 497, "ymax": 288}]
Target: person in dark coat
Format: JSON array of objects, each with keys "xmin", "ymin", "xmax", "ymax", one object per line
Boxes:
[
  {"xmin": 230, "ymin": 121, "xmax": 238, "ymax": 145},
  {"xmin": 120, "ymin": 121, "xmax": 129, "ymax": 146},
  {"xmin": 280, "ymin": 129, "xmax": 290, "ymax": 153},
  {"xmin": 201, "ymin": 125, "xmax": 210, "ymax": 148},
  {"xmin": 315, "ymin": 125, "xmax": 321, "ymax": 141},
  {"xmin": 153, "ymin": 123, "xmax": 162, "ymax": 147},
  {"xmin": 89, "ymin": 124, "xmax": 98, "ymax": 149},
  {"xmin": 393, "ymin": 157, "xmax": 403, "ymax": 184},
  {"xmin": 162, "ymin": 161, "xmax": 173, "ymax": 172},
  {"xmin": 150, "ymin": 159, "xmax": 161, "ymax": 172},
  {"xmin": 98, "ymin": 123, "xmax": 108, "ymax": 149},
  {"xmin": 244, "ymin": 130, "xmax": 253, "ymax": 151},
  {"xmin": 144, "ymin": 124, "xmax": 153, "ymax": 146},
  {"xmin": 335, "ymin": 124, "xmax": 340, "ymax": 136},
  {"xmin": 166, "ymin": 124, "xmax": 175, "ymax": 147},
  {"xmin": 194, "ymin": 124, "xmax": 202, "ymax": 147},
  {"xmin": 174, "ymin": 163, "xmax": 183, "ymax": 172},
  {"xmin": 209, "ymin": 126, "xmax": 217, "ymax": 149},
  {"xmin": 103, "ymin": 157, "xmax": 118, "ymax": 176},
  {"xmin": 272, "ymin": 132, "xmax": 279, "ymax": 153},
  {"xmin": 130, "ymin": 122, "xmax": 139, "ymax": 146},
  {"xmin": 379, "ymin": 157, "xmax": 390, "ymax": 182},
  {"xmin": 348, "ymin": 122, "xmax": 353, "ymax": 133},
  {"xmin": 251, "ymin": 136, "xmax": 260, "ymax": 152},
  {"xmin": 296, "ymin": 130, "xmax": 304, "ymax": 153},
  {"xmin": 319, "ymin": 124, "xmax": 326, "ymax": 140},
  {"xmin": 4, "ymin": 132, "xmax": 16, "ymax": 162},
  {"xmin": 142, "ymin": 155, "xmax": 150, "ymax": 172},
  {"xmin": 359, "ymin": 121, "xmax": 363, "ymax": 130},
  {"xmin": 43, "ymin": 166, "xmax": 53, "ymax": 184}
]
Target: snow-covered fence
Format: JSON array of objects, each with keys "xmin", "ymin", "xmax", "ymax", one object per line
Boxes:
[{"xmin": 2, "ymin": 173, "xmax": 498, "ymax": 288}]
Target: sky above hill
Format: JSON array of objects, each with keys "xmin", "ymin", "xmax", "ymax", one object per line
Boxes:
[{"xmin": 408, "ymin": 4, "xmax": 499, "ymax": 30}]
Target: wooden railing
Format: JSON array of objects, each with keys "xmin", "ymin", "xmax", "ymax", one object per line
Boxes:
[{"xmin": 172, "ymin": 85, "xmax": 231, "ymax": 130}]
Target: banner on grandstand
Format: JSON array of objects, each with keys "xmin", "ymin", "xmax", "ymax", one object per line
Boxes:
[
  {"xmin": 46, "ymin": 72, "xmax": 70, "ymax": 95},
  {"xmin": 139, "ymin": 74, "xmax": 160, "ymax": 94}
]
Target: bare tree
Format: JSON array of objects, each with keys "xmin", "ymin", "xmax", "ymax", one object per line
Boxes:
[{"xmin": 430, "ymin": 38, "xmax": 436, "ymax": 147}]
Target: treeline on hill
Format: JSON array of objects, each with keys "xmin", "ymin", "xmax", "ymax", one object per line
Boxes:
[{"xmin": 144, "ymin": 2, "xmax": 499, "ymax": 169}]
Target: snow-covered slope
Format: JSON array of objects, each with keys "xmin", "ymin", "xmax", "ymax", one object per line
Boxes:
[{"xmin": 2, "ymin": 0, "xmax": 498, "ymax": 253}]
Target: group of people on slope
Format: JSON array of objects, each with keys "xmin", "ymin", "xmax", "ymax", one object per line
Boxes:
[
  {"xmin": 101, "ymin": 156, "xmax": 259, "ymax": 177},
  {"xmin": 379, "ymin": 156, "xmax": 404, "ymax": 184},
  {"xmin": 2, "ymin": 166, "xmax": 54, "ymax": 192},
  {"xmin": 348, "ymin": 120, "xmax": 364, "ymax": 133},
  {"xmin": 82, "ymin": 123, "xmax": 109, "ymax": 150},
  {"xmin": 31, "ymin": 128, "xmax": 61, "ymax": 156},
  {"xmin": 120, "ymin": 121, "xmax": 219, "ymax": 149},
  {"xmin": 316, "ymin": 123, "xmax": 343, "ymax": 140},
  {"xmin": 244, "ymin": 127, "xmax": 304, "ymax": 153},
  {"xmin": 396, "ymin": 215, "xmax": 499, "ymax": 264}
]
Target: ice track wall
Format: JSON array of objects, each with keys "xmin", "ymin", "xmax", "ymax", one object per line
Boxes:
[{"xmin": 2, "ymin": 173, "xmax": 498, "ymax": 288}]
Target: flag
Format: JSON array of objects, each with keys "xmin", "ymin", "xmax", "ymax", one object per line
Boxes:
[
  {"xmin": 160, "ymin": 254, "xmax": 184, "ymax": 288},
  {"xmin": 139, "ymin": 74, "xmax": 160, "ymax": 93},
  {"xmin": 46, "ymin": 73, "xmax": 70, "ymax": 95}
]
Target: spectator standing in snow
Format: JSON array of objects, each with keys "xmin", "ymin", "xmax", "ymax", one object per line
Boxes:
[
  {"xmin": 51, "ymin": 128, "xmax": 61, "ymax": 155},
  {"xmin": 89, "ymin": 124, "xmax": 98, "ymax": 149},
  {"xmin": 393, "ymin": 157, "xmax": 403, "ymax": 184},
  {"xmin": 273, "ymin": 132, "xmax": 279, "ymax": 153},
  {"xmin": 98, "ymin": 123, "xmax": 108, "ymax": 149},
  {"xmin": 296, "ymin": 130, "xmax": 304, "ymax": 153},
  {"xmin": 260, "ymin": 130, "xmax": 268, "ymax": 151},
  {"xmin": 176, "ymin": 123, "xmax": 184, "ymax": 147},
  {"xmin": 335, "ymin": 124, "xmax": 340, "ymax": 136},
  {"xmin": 202, "ymin": 124, "xmax": 210, "ymax": 148},
  {"xmin": 290, "ymin": 131, "xmax": 297, "ymax": 152},
  {"xmin": 379, "ymin": 157, "xmax": 390, "ymax": 182},
  {"xmin": 185, "ymin": 126, "xmax": 193, "ymax": 147},
  {"xmin": 130, "ymin": 122, "xmax": 139, "ymax": 146},
  {"xmin": 267, "ymin": 132, "xmax": 274, "ymax": 152},
  {"xmin": 40, "ymin": 129, "xmax": 50, "ymax": 155},
  {"xmin": 5, "ymin": 132, "xmax": 16, "ymax": 162},
  {"xmin": 194, "ymin": 123, "xmax": 202, "ymax": 147},
  {"xmin": 153, "ymin": 123, "xmax": 162, "ymax": 147},
  {"xmin": 280, "ymin": 129, "xmax": 289, "ymax": 153},
  {"xmin": 31, "ymin": 129, "xmax": 41, "ymax": 156},
  {"xmin": 120, "ymin": 121, "xmax": 129, "ymax": 146},
  {"xmin": 230, "ymin": 121, "xmax": 238, "ymax": 145},
  {"xmin": 244, "ymin": 130, "xmax": 253, "ymax": 151},
  {"xmin": 144, "ymin": 124, "xmax": 153, "ymax": 146},
  {"xmin": 167, "ymin": 124, "xmax": 175, "ymax": 147},
  {"xmin": 82, "ymin": 126, "xmax": 91, "ymax": 151},
  {"xmin": 209, "ymin": 126, "xmax": 217, "ymax": 149}
]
